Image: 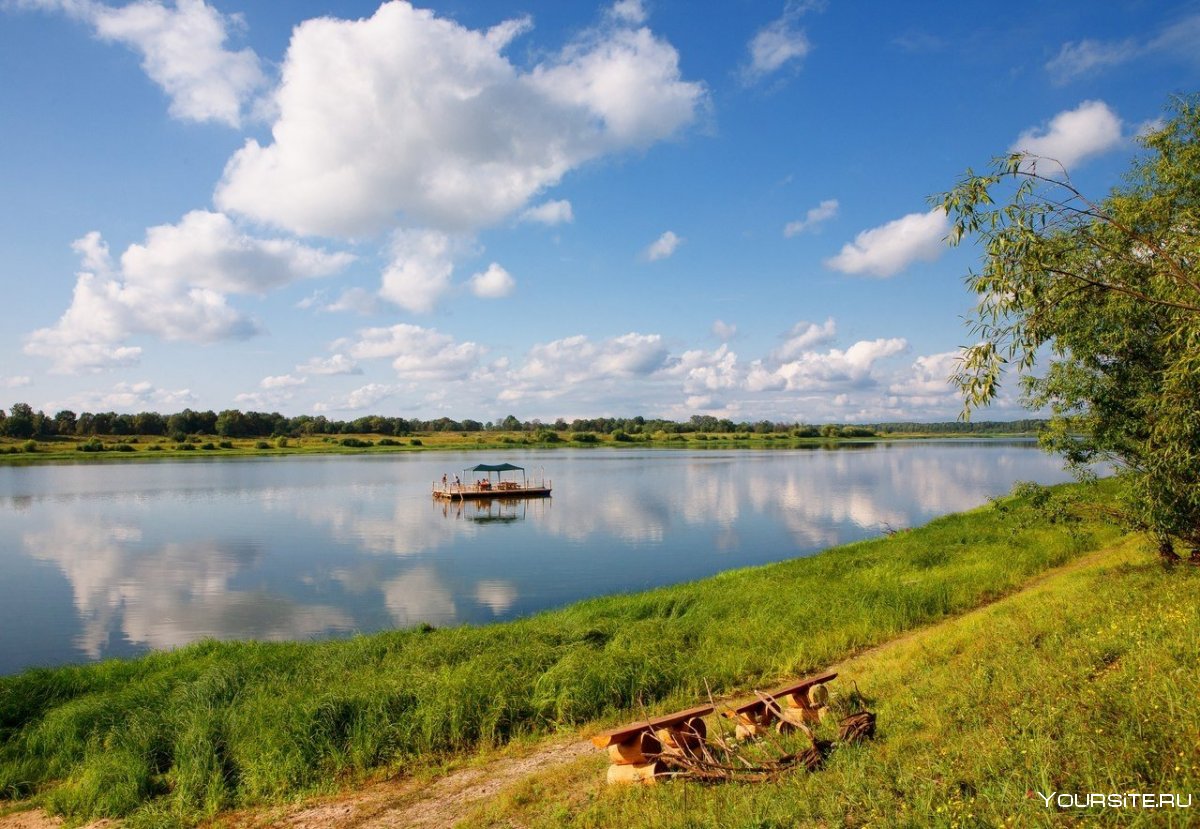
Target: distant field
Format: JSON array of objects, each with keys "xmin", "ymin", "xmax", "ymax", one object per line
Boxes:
[{"xmin": 0, "ymin": 428, "xmax": 1039, "ymax": 464}]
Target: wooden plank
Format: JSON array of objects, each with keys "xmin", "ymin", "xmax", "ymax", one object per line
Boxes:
[
  {"xmin": 722, "ymin": 672, "xmax": 838, "ymax": 718},
  {"xmin": 590, "ymin": 704, "xmax": 715, "ymax": 748}
]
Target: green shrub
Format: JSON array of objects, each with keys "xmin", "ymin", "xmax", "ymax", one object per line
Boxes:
[
  {"xmin": 378, "ymin": 438, "xmax": 399, "ymax": 446},
  {"xmin": 177, "ymin": 444, "xmax": 196, "ymax": 451},
  {"xmin": 840, "ymin": 426, "xmax": 877, "ymax": 438},
  {"xmin": 76, "ymin": 439, "xmax": 105, "ymax": 453},
  {"xmin": 276, "ymin": 437, "xmax": 289, "ymax": 448},
  {"xmin": 201, "ymin": 443, "xmax": 216, "ymax": 451},
  {"xmin": 410, "ymin": 438, "xmax": 422, "ymax": 446},
  {"xmin": 218, "ymin": 441, "xmax": 234, "ymax": 449},
  {"xmin": 340, "ymin": 437, "xmax": 372, "ymax": 448},
  {"xmin": 170, "ymin": 431, "xmax": 187, "ymax": 443},
  {"xmin": 571, "ymin": 433, "xmax": 598, "ymax": 444},
  {"xmin": 147, "ymin": 444, "xmax": 164, "ymax": 452},
  {"xmin": 113, "ymin": 443, "xmax": 135, "ymax": 452},
  {"xmin": 611, "ymin": 431, "xmax": 633, "ymax": 442},
  {"xmin": 254, "ymin": 441, "xmax": 270, "ymax": 450},
  {"xmin": 22, "ymin": 439, "xmax": 37, "ymax": 453}
]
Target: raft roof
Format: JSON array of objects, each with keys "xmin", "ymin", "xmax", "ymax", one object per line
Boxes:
[{"xmin": 467, "ymin": 462, "xmax": 524, "ymax": 472}]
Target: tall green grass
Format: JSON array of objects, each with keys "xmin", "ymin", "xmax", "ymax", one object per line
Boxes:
[
  {"xmin": 497, "ymin": 536, "xmax": 1199, "ymax": 828},
  {"xmin": 0, "ymin": 481, "xmax": 1122, "ymax": 824}
]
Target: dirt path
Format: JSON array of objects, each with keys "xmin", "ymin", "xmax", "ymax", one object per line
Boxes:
[
  {"xmin": 217, "ymin": 738, "xmax": 593, "ymax": 829},
  {"xmin": 0, "ymin": 812, "xmax": 113, "ymax": 829}
]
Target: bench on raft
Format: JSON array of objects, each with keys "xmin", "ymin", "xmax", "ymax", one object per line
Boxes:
[
  {"xmin": 722, "ymin": 671, "xmax": 838, "ymax": 738},
  {"xmin": 591, "ymin": 704, "xmax": 713, "ymax": 784},
  {"xmin": 590, "ymin": 671, "xmax": 837, "ymax": 784}
]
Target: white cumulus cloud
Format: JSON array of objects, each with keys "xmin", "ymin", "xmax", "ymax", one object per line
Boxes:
[
  {"xmin": 887, "ymin": 350, "xmax": 960, "ymax": 400},
  {"xmin": 22, "ymin": 0, "xmax": 266, "ymax": 127},
  {"xmin": 121, "ymin": 210, "xmax": 354, "ymax": 295},
  {"xmin": 644, "ymin": 230, "xmax": 681, "ymax": 261},
  {"xmin": 825, "ymin": 209, "xmax": 949, "ymax": 278},
  {"xmin": 260, "ymin": 374, "xmax": 306, "ymax": 390},
  {"xmin": 508, "ymin": 332, "xmax": 670, "ymax": 398},
  {"xmin": 608, "ymin": 0, "xmax": 646, "ymax": 25},
  {"xmin": 379, "ymin": 229, "xmax": 457, "ymax": 314},
  {"xmin": 773, "ymin": 317, "xmax": 836, "ymax": 361},
  {"xmin": 314, "ymin": 383, "xmax": 397, "ymax": 413},
  {"xmin": 1009, "ymin": 100, "xmax": 1123, "ymax": 172},
  {"xmin": 749, "ymin": 337, "xmax": 909, "ymax": 393},
  {"xmin": 295, "ymin": 354, "xmax": 362, "ymax": 376},
  {"xmin": 215, "ymin": 1, "xmax": 705, "ymax": 237},
  {"xmin": 344, "ymin": 323, "xmax": 487, "ymax": 382},
  {"xmin": 25, "ymin": 214, "xmax": 351, "ymax": 373},
  {"xmin": 469, "ymin": 263, "xmax": 515, "ymax": 299},
  {"xmin": 49, "ymin": 380, "xmax": 197, "ymax": 413}
]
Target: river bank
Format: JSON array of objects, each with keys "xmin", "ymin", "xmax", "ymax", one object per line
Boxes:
[{"xmin": 0, "ymin": 479, "xmax": 1126, "ymax": 825}]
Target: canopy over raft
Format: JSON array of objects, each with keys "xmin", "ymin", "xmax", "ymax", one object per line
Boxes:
[{"xmin": 432, "ymin": 462, "xmax": 552, "ymax": 501}]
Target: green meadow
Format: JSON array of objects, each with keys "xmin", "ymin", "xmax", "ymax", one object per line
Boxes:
[
  {"xmin": 466, "ymin": 536, "xmax": 1199, "ymax": 828},
  {"xmin": 0, "ymin": 427, "xmax": 1039, "ymax": 465}
]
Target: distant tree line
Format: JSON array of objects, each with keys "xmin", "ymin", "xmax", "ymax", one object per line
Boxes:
[{"xmin": 0, "ymin": 403, "xmax": 1048, "ymax": 441}]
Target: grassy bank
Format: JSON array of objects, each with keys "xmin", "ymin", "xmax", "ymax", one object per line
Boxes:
[
  {"xmin": 469, "ymin": 537, "xmax": 1200, "ymax": 828},
  {"xmin": 0, "ymin": 481, "xmax": 1122, "ymax": 825},
  {"xmin": 0, "ymin": 429, "xmax": 1039, "ymax": 465}
]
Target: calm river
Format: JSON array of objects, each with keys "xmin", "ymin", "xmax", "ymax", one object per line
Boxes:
[{"xmin": 0, "ymin": 441, "xmax": 1075, "ymax": 674}]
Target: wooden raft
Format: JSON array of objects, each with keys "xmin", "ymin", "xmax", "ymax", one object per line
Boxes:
[
  {"xmin": 722, "ymin": 671, "xmax": 838, "ymax": 739},
  {"xmin": 591, "ymin": 704, "xmax": 713, "ymax": 785}
]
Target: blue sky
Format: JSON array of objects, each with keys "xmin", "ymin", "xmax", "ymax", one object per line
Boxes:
[{"xmin": 2, "ymin": 0, "xmax": 1197, "ymax": 423}]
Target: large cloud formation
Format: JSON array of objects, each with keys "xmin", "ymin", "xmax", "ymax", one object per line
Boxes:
[
  {"xmin": 215, "ymin": 1, "xmax": 706, "ymax": 238},
  {"xmin": 25, "ymin": 212, "xmax": 353, "ymax": 373}
]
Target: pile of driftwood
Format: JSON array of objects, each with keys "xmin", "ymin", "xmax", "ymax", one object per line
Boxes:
[{"xmin": 591, "ymin": 671, "xmax": 877, "ymax": 785}]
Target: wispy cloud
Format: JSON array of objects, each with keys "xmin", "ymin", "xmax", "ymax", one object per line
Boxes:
[
  {"xmin": 1045, "ymin": 13, "xmax": 1200, "ymax": 84},
  {"xmin": 784, "ymin": 199, "xmax": 838, "ymax": 236},
  {"xmin": 743, "ymin": 2, "xmax": 820, "ymax": 83}
]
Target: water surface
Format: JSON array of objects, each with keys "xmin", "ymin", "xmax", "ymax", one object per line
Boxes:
[{"xmin": 0, "ymin": 442, "xmax": 1075, "ymax": 673}]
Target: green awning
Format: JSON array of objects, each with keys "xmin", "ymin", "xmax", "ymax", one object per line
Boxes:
[{"xmin": 468, "ymin": 463, "xmax": 524, "ymax": 472}]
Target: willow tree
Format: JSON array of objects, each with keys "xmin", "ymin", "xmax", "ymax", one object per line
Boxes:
[{"xmin": 939, "ymin": 97, "xmax": 1200, "ymax": 560}]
